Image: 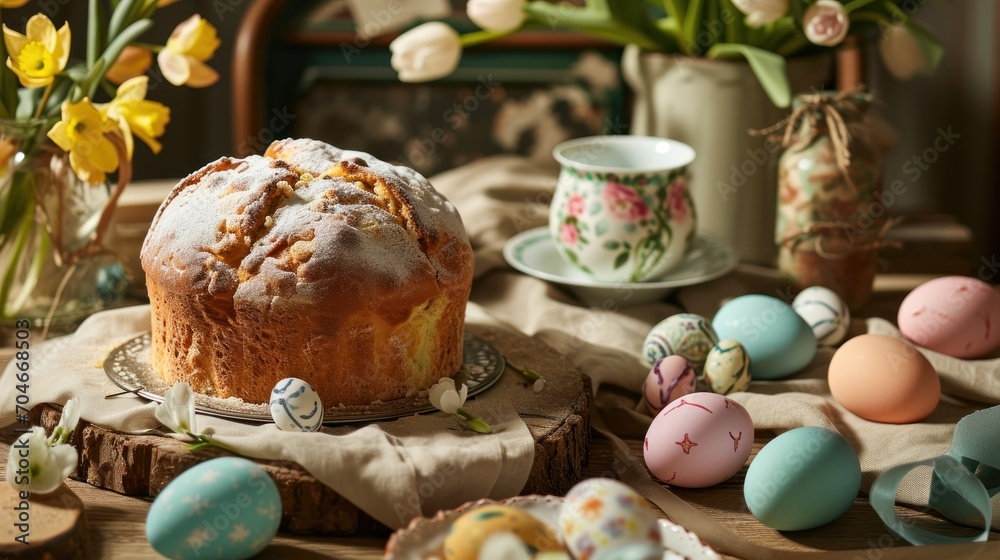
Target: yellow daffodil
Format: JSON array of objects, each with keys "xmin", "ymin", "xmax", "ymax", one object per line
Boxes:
[
  {"xmin": 156, "ymin": 14, "xmax": 220, "ymax": 88},
  {"xmin": 47, "ymin": 99, "xmax": 120, "ymax": 184},
  {"xmin": 3, "ymin": 14, "xmax": 70, "ymax": 88},
  {"xmin": 99, "ymin": 76, "xmax": 170, "ymax": 157},
  {"xmin": 106, "ymin": 46, "xmax": 153, "ymax": 85},
  {"xmin": 0, "ymin": 1, "xmax": 31, "ymax": 8}
]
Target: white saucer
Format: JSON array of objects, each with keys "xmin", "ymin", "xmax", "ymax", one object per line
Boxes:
[{"xmin": 503, "ymin": 227, "xmax": 737, "ymax": 306}]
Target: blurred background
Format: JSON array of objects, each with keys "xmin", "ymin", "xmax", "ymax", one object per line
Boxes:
[{"xmin": 18, "ymin": 0, "xmax": 999, "ymax": 267}]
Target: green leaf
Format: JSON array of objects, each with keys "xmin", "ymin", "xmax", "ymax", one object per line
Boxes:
[
  {"xmin": 603, "ymin": 240, "xmax": 620, "ymax": 250},
  {"xmin": 614, "ymin": 251, "xmax": 629, "ymax": 269},
  {"xmin": 707, "ymin": 43, "xmax": 790, "ymax": 107},
  {"xmin": 844, "ymin": 0, "xmax": 881, "ymax": 12},
  {"xmin": 97, "ymin": 18, "xmax": 152, "ymax": 82},
  {"xmin": 682, "ymin": 0, "xmax": 704, "ymax": 55},
  {"xmin": 904, "ymin": 19, "xmax": 944, "ymax": 74},
  {"xmin": 565, "ymin": 249, "xmax": 580, "ymax": 264},
  {"xmin": 87, "ymin": 0, "xmax": 105, "ymax": 68},
  {"xmin": 595, "ymin": 220, "xmax": 609, "ymax": 236},
  {"xmin": 109, "ymin": 0, "xmax": 142, "ymax": 40}
]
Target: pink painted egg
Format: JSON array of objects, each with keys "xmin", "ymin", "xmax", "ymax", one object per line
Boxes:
[
  {"xmin": 643, "ymin": 392, "xmax": 753, "ymax": 488},
  {"xmin": 641, "ymin": 356, "xmax": 696, "ymax": 415},
  {"xmin": 897, "ymin": 276, "xmax": 1000, "ymax": 359}
]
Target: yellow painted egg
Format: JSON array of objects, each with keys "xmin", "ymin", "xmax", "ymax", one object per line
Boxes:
[{"xmin": 444, "ymin": 505, "xmax": 561, "ymax": 560}]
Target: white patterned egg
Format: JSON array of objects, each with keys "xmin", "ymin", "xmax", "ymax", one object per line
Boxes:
[
  {"xmin": 269, "ymin": 378, "xmax": 324, "ymax": 432},
  {"xmin": 703, "ymin": 340, "xmax": 751, "ymax": 395},
  {"xmin": 642, "ymin": 313, "xmax": 718, "ymax": 371},
  {"xmin": 641, "ymin": 356, "xmax": 696, "ymax": 414},
  {"xmin": 146, "ymin": 457, "xmax": 281, "ymax": 560},
  {"xmin": 792, "ymin": 286, "xmax": 850, "ymax": 346},
  {"xmin": 559, "ymin": 478, "xmax": 661, "ymax": 560}
]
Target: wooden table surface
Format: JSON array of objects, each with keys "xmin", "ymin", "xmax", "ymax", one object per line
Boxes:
[{"xmin": 2, "ymin": 272, "xmax": 999, "ymax": 559}]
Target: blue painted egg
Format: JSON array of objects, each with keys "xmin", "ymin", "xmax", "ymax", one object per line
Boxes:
[
  {"xmin": 642, "ymin": 313, "xmax": 718, "ymax": 371},
  {"xmin": 146, "ymin": 457, "xmax": 281, "ymax": 560},
  {"xmin": 270, "ymin": 378, "xmax": 324, "ymax": 432},
  {"xmin": 712, "ymin": 295, "xmax": 816, "ymax": 380},
  {"xmin": 743, "ymin": 427, "xmax": 861, "ymax": 531}
]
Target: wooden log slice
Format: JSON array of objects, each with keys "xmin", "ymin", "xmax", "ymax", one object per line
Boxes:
[
  {"xmin": 37, "ymin": 324, "xmax": 590, "ymax": 535},
  {"xmin": 0, "ymin": 484, "xmax": 88, "ymax": 559}
]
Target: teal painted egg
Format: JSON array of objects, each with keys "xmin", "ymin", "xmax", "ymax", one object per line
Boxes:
[
  {"xmin": 703, "ymin": 340, "xmax": 751, "ymax": 395},
  {"xmin": 743, "ymin": 427, "xmax": 861, "ymax": 531},
  {"xmin": 146, "ymin": 457, "xmax": 281, "ymax": 560},
  {"xmin": 712, "ymin": 295, "xmax": 816, "ymax": 380},
  {"xmin": 643, "ymin": 314, "xmax": 718, "ymax": 371}
]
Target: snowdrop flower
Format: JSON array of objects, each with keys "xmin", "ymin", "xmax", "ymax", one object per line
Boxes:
[
  {"xmin": 6, "ymin": 398, "xmax": 81, "ymax": 494},
  {"xmin": 389, "ymin": 22, "xmax": 462, "ymax": 82},
  {"xmin": 155, "ymin": 383, "xmax": 240, "ymax": 454},
  {"xmin": 467, "ymin": 0, "xmax": 527, "ymax": 32},
  {"xmin": 803, "ymin": 0, "xmax": 849, "ymax": 47},
  {"xmin": 428, "ymin": 378, "xmax": 491, "ymax": 433},
  {"xmin": 879, "ymin": 24, "xmax": 926, "ymax": 80},
  {"xmin": 156, "ymin": 381, "xmax": 197, "ymax": 435},
  {"xmin": 732, "ymin": 0, "xmax": 789, "ymax": 27},
  {"xmin": 429, "ymin": 377, "xmax": 467, "ymax": 415}
]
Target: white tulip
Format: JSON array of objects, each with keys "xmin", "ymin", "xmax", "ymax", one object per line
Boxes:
[
  {"xmin": 467, "ymin": 0, "xmax": 527, "ymax": 32},
  {"xmin": 803, "ymin": 0, "xmax": 849, "ymax": 47},
  {"xmin": 732, "ymin": 0, "xmax": 789, "ymax": 27},
  {"xmin": 7, "ymin": 427, "xmax": 78, "ymax": 494},
  {"xmin": 879, "ymin": 24, "xmax": 926, "ymax": 80},
  {"xmin": 389, "ymin": 22, "xmax": 463, "ymax": 82},
  {"xmin": 428, "ymin": 377, "xmax": 468, "ymax": 415},
  {"xmin": 156, "ymin": 382, "xmax": 197, "ymax": 435}
]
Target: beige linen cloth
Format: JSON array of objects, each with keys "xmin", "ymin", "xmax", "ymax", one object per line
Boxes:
[
  {"xmin": 431, "ymin": 156, "xmax": 1000, "ymax": 558},
  {"xmin": 0, "ymin": 302, "xmax": 535, "ymax": 529},
  {"xmin": 2, "ymin": 155, "xmax": 998, "ymax": 557}
]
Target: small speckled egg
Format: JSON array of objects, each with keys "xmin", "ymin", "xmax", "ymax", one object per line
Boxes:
[
  {"xmin": 643, "ymin": 392, "xmax": 753, "ymax": 488},
  {"xmin": 792, "ymin": 286, "xmax": 851, "ymax": 346},
  {"xmin": 146, "ymin": 458, "xmax": 281, "ymax": 560},
  {"xmin": 444, "ymin": 505, "xmax": 561, "ymax": 560},
  {"xmin": 643, "ymin": 314, "xmax": 718, "ymax": 371},
  {"xmin": 828, "ymin": 334, "xmax": 940, "ymax": 423},
  {"xmin": 703, "ymin": 340, "xmax": 751, "ymax": 395},
  {"xmin": 744, "ymin": 427, "xmax": 861, "ymax": 531},
  {"xmin": 712, "ymin": 295, "xmax": 816, "ymax": 380},
  {"xmin": 269, "ymin": 378, "xmax": 323, "ymax": 432},
  {"xmin": 559, "ymin": 478, "xmax": 661, "ymax": 560},
  {"xmin": 897, "ymin": 276, "xmax": 1000, "ymax": 359},
  {"xmin": 641, "ymin": 356, "xmax": 696, "ymax": 415}
]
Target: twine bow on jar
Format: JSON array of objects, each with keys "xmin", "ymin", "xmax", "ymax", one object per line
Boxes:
[{"xmin": 761, "ymin": 88, "xmax": 898, "ymax": 309}]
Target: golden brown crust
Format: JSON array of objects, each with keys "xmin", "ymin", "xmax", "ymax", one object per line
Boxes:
[{"xmin": 141, "ymin": 139, "xmax": 474, "ymax": 405}]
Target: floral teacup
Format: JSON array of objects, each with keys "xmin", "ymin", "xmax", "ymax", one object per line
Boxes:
[{"xmin": 550, "ymin": 136, "xmax": 696, "ymax": 283}]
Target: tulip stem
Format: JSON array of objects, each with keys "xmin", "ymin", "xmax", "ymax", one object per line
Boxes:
[{"xmin": 455, "ymin": 408, "xmax": 492, "ymax": 434}]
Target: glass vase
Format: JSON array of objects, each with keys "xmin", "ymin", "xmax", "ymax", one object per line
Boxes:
[
  {"xmin": 774, "ymin": 93, "xmax": 883, "ymax": 311},
  {"xmin": 0, "ymin": 119, "xmax": 129, "ymax": 339}
]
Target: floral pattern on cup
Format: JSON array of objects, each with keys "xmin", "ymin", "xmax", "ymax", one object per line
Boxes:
[{"xmin": 550, "ymin": 166, "xmax": 696, "ymax": 282}]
